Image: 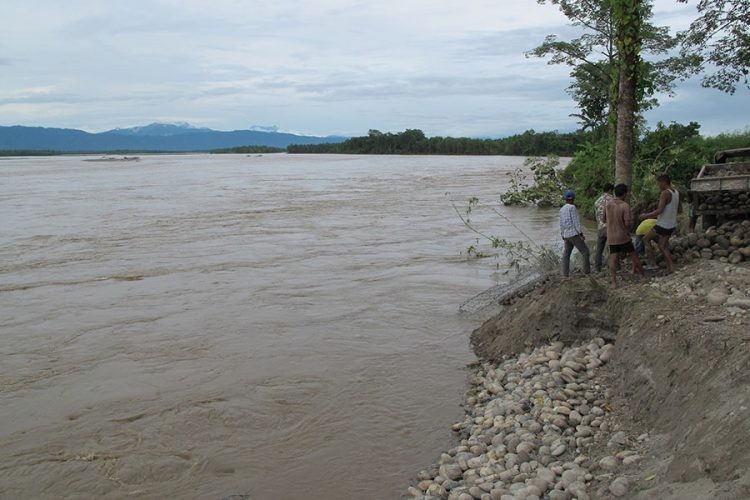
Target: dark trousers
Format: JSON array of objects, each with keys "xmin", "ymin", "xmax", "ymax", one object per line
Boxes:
[
  {"xmin": 562, "ymin": 234, "xmax": 591, "ymax": 277},
  {"xmin": 594, "ymin": 227, "xmax": 608, "ymax": 272}
]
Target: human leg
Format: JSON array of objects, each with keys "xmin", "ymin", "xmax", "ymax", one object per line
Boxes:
[
  {"xmin": 658, "ymin": 235, "xmax": 676, "ymax": 273},
  {"xmin": 643, "ymin": 229, "xmax": 657, "ymax": 268},
  {"xmin": 630, "ymin": 250, "xmax": 644, "ymax": 276},
  {"xmin": 561, "ymin": 238, "xmax": 573, "ymax": 277},
  {"xmin": 571, "ymin": 235, "xmax": 591, "ymax": 275},
  {"xmin": 594, "ymin": 227, "xmax": 607, "ymax": 272},
  {"xmin": 608, "ymin": 252, "xmax": 618, "ymax": 287}
]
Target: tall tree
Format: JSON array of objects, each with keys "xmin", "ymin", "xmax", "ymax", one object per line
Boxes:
[
  {"xmin": 613, "ymin": 0, "xmax": 644, "ymax": 187},
  {"xmin": 677, "ymin": 0, "xmax": 750, "ymax": 94},
  {"xmin": 529, "ymin": 0, "xmax": 684, "ymax": 148}
]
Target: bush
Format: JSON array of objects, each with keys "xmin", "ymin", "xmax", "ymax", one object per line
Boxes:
[
  {"xmin": 561, "ymin": 142, "xmax": 612, "ymax": 218},
  {"xmin": 561, "ymin": 123, "xmax": 750, "ymax": 220},
  {"xmin": 500, "ymin": 156, "xmax": 566, "ymax": 208}
]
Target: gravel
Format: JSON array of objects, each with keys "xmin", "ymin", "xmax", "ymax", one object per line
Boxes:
[{"xmin": 406, "ymin": 339, "xmax": 644, "ymax": 500}]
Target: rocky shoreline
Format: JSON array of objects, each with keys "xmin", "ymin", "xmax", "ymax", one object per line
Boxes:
[
  {"xmin": 406, "ymin": 258, "xmax": 750, "ymax": 500},
  {"xmin": 406, "ymin": 340, "xmax": 644, "ymax": 500}
]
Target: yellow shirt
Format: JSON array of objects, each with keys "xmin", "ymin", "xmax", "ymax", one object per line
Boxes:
[{"xmin": 635, "ymin": 219, "xmax": 657, "ymax": 236}]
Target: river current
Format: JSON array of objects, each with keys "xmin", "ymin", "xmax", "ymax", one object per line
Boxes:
[{"xmin": 0, "ymin": 154, "xmax": 559, "ymax": 499}]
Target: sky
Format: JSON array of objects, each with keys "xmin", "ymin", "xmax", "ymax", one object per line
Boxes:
[{"xmin": 1, "ymin": 0, "xmax": 748, "ymax": 137}]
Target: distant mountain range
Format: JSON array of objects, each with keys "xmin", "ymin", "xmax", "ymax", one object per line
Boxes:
[{"xmin": 0, "ymin": 123, "xmax": 345, "ymax": 152}]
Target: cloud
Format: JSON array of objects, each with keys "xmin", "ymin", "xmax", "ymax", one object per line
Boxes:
[
  {"xmin": 646, "ymin": 77, "xmax": 750, "ymax": 135},
  {"xmin": 0, "ymin": 0, "xmax": 746, "ymax": 136}
]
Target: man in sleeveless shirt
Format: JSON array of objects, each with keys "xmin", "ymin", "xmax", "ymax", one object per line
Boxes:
[{"xmin": 640, "ymin": 174, "xmax": 681, "ymax": 273}]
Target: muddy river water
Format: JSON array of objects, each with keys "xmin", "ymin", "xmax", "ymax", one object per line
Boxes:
[{"xmin": 0, "ymin": 154, "xmax": 559, "ymax": 499}]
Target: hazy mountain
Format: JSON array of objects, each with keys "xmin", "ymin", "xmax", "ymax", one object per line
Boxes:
[
  {"xmin": 104, "ymin": 122, "xmax": 212, "ymax": 136},
  {"xmin": 0, "ymin": 123, "xmax": 345, "ymax": 152}
]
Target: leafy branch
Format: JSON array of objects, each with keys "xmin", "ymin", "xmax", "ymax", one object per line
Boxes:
[{"xmin": 450, "ymin": 195, "xmax": 560, "ymax": 274}]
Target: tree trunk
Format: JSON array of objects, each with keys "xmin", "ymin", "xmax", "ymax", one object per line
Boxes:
[
  {"xmin": 607, "ymin": 5, "xmax": 618, "ymax": 173},
  {"xmin": 608, "ymin": 89, "xmax": 618, "ymax": 172},
  {"xmin": 615, "ymin": 53, "xmax": 636, "ymax": 187},
  {"xmin": 614, "ymin": 0, "xmax": 642, "ymax": 188}
]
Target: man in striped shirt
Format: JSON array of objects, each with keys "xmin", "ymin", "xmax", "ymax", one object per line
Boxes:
[
  {"xmin": 560, "ymin": 190, "xmax": 590, "ymax": 277},
  {"xmin": 594, "ymin": 183, "xmax": 614, "ymax": 272}
]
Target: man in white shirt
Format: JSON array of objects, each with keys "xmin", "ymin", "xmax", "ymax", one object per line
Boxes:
[
  {"xmin": 640, "ymin": 174, "xmax": 681, "ymax": 273},
  {"xmin": 560, "ymin": 190, "xmax": 590, "ymax": 277}
]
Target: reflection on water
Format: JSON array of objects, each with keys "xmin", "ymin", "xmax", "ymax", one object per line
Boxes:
[{"xmin": 0, "ymin": 154, "xmax": 558, "ymax": 498}]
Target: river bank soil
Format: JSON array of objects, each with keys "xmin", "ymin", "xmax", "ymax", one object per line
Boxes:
[{"xmin": 408, "ymin": 259, "xmax": 750, "ymax": 499}]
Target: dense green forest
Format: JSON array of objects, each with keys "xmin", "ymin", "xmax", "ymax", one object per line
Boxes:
[
  {"xmin": 210, "ymin": 145, "xmax": 285, "ymax": 154},
  {"xmin": 287, "ymin": 129, "xmax": 589, "ymax": 156},
  {"xmin": 0, "ymin": 150, "xmax": 64, "ymax": 156}
]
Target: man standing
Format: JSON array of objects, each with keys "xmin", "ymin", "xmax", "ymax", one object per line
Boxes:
[
  {"xmin": 594, "ymin": 183, "xmax": 615, "ymax": 272},
  {"xmin": 560, "ymin": 190, "xmax": 590, "ymax": 277},
  {"xmin": 640, "ymin": 174, "xmax": 681, "ymax": 273},
  {"xmin": 604, "ymin": 184, "xmax": 644, "ymax": 286}
]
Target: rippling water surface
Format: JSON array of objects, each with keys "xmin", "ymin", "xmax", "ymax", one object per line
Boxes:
[{"xmin": 0, "ymin": 154, "xmax": 558, "ymax": 499}]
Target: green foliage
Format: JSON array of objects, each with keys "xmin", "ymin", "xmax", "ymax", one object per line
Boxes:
[
  {"xmin": 563, "ymin": 123, "xmax": 750, "ymax": 216},
  {"xmin": 0, "ymin": 150, "xmax": 63, "ymax": 156},
  {"xmin": 210, "ymin": 145, "xmax": 285, "ymax": 154},
  {"xmin": 500, "ymin": 156, "xmax": 566, "ymax": 208},
  {"xmin": 452, "ymin": 196, "xmax": 560, "ymax": 273},
  {"xmin": 568, "ymin": 62, "xmax": 611, "ymax": 136},
  {"xmin": 561, "ymin": 142, "xmax": 612, "ymax": 216},
  {"xmin": 677, "ymin": 0, "xmax": 750, "ymax": 94},
  {"xmin": 703, "ymin": 129, "xmax": 750, "ymax": 153},
  {"xmin": 288, "ymin": 129, "xmax": 590, "ymax": 156},
  {"xmin": 636, "ymin": 121, "xmax": 705, "ymax": 192},
  {"xmin": 530, "ymin": 0, "xmax": 688, "ymax": 136}
]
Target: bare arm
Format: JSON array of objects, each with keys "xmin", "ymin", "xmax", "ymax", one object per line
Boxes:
[{"xmin": 641, "ymin": 190, "xmax": 671, "ymax": 220}]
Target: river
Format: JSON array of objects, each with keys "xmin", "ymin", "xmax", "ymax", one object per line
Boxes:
[{"xmin": 0, "ymin": 154, "xmax": 559, "ymax": 499}]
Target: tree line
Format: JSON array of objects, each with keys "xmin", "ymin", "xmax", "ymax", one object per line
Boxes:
[
  {"xmin": 210, "ymin": 145, "xmax": 285, "ymax": 154},
  {"xmin": 287, "ymin": 129, "xmax": 590, "ymax": 156}
]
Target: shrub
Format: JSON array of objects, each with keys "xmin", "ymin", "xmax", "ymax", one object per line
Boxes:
[{"xmin": 500, "ymin": 156, "xmax": 566, "ymax": 208}]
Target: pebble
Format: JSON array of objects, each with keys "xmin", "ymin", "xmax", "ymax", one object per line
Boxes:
[
  {"xmin": 598, "ymin": 456, "xmax": 618, "ymax": 471},
  {"xmin": 441, "ymin": 464, "xmax": 463, "ymax": 481},
  {"xmin": 418, "ymin": 480, "xmax": 433, "ymax": 491},
  {"xmin": 609, "ymin": 477, "xmax": 630, "ymax": 497},
  {"xmin": 622, "ymin": 454, "xmax": 641, "ymax": 466},
  {"xmin": 568, "ymin": 410, "xmax": 582, "ymax": 425},
  {"xmin": 567, "ymin": 481, "xmax": 589, "ymax": 500},
  {"xmin": 706, "ymin": 287, "xmax": 729, "ymax": 306},
  {"xmin": 407, "ymin": 486, "xmax": 422, "ymax": 497},
  {"xmin": 726, "ymin": 296, "xmax": 750, "ymax": 310},
  {"xmin": 406, "ymin": 339, "xmax": 641, "ymax": 500},
  {"xmin": 551, "ymin": 445, "xmax": 567, "ymax": 457}
]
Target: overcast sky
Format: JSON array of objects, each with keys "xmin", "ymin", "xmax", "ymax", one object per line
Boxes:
[{"xmin": 1, "ymin": 0, "xmax": 747, "ymax": 137}]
